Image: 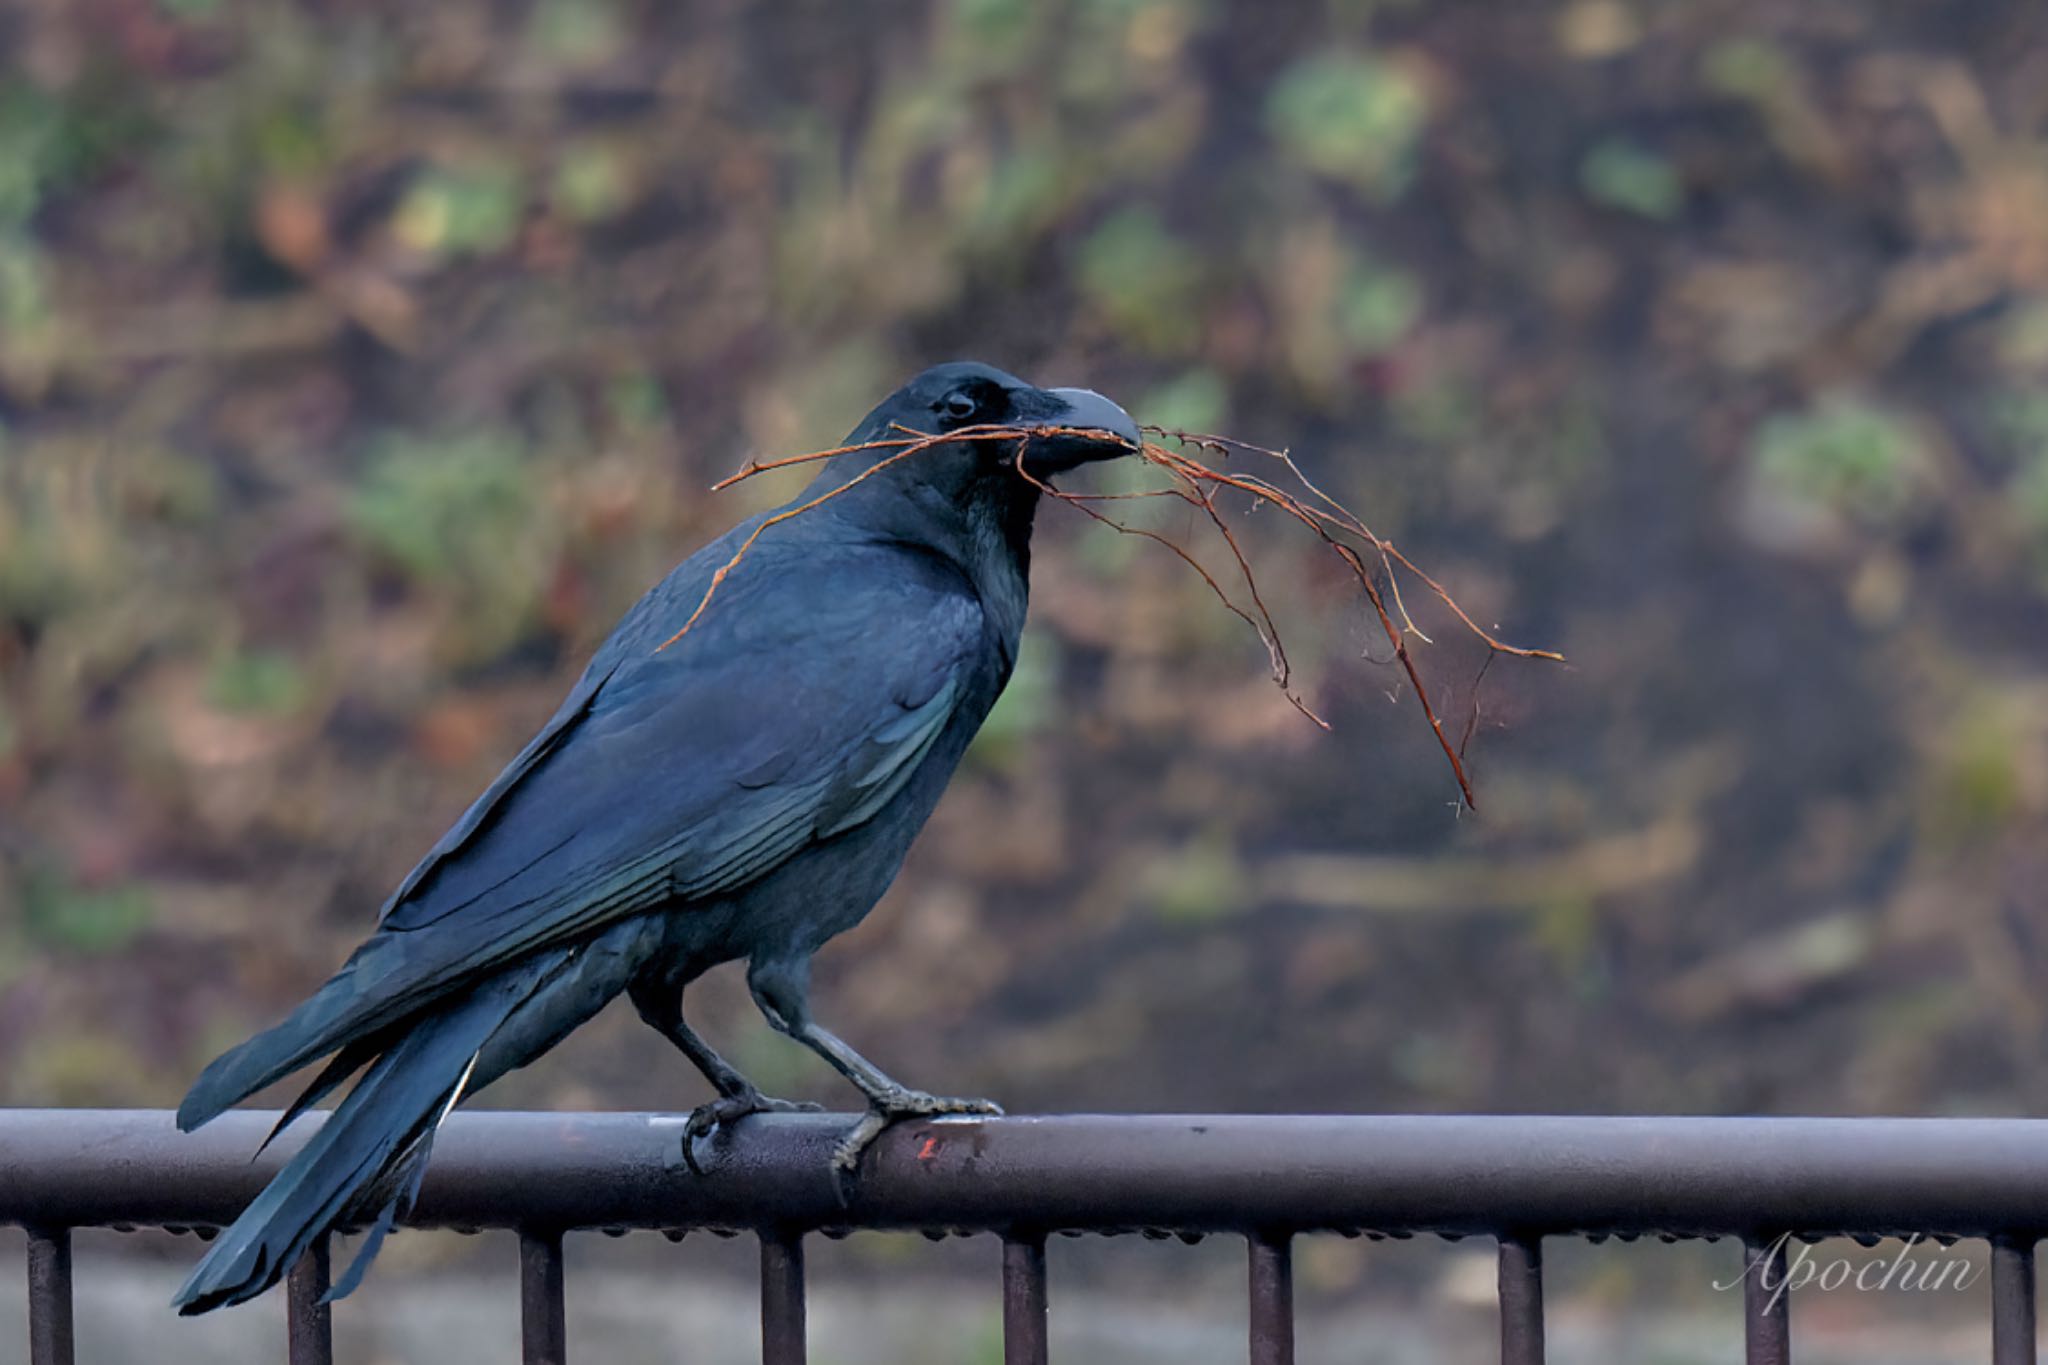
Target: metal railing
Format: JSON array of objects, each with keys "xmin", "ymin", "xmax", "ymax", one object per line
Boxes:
[{"xmin": 6, "ymin": 1110, "xmax": 2048, "ymax": 1364}]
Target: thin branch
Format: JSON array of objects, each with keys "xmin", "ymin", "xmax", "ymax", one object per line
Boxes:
[
  {"xmin": 666, "ymin": 423, "xmax": 1139, "ymax": 653},
  {"xmin": 669, "ymin": 419, "xmax": 1564, "ymax": 808},
  {"xmin": 1146, "ymin": 427, "xmax": 1565, "ymax": 662},
  {"xmin": 1011, "ymin": 454, "xmax": 1328, "ymax": 729}
]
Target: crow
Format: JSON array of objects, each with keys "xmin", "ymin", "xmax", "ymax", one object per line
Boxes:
[{"xmin": 172, "ymin": 362, "xmax": 1139, "ymax": 1313}]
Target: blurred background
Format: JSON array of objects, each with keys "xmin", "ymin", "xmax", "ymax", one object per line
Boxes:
[{"xmin": 3, "ymin": 0, "xmax": 2047, "ymax": 1360}]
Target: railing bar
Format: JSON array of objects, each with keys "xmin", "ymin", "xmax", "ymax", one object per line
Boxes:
[
  {"xmin": 760, "ymin": 1230, "xmax": 806, "ymax": 1365},
  {"xmin": 1002, "ymin": 1233, "xmax": 1049, "ymax": 1365},
  {"xmin": 1742, "ymin": 1236, "xmax": 1790, "ymax": 1365},
  {"xmin": 1498, "ymin": 1235, "xmax": 1544, "ymax": 1365},
  {"xmin": 1248, "ymin": 1233, "xmax": 1293, "ymax": 1365},
  {"xmin": 520, "ymin": 1230, "xmax": 567, "ymax": 1365},
  {"xmin": 286, "ymin": 1234, "xmax": 333, "ymax": 1365},
  {"xmin": 27, "ymin": 1226, "xmax": 74, "ymax": 1365},
  {"xmin": 33, "ymin": 1110, "xmax": 2048, "ymax": 1236},
  {"xmin": 1994, "ymin": 1237, "xmax": 2037, "ymax": 1365}
]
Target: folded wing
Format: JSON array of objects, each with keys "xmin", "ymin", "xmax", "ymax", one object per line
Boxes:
[{"xmin": 179, "ymin": 547, "xmax": 986, "ymax": 1130}]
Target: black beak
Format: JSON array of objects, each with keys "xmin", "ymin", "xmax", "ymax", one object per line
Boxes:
[{"xmin": 1011, "ymin": 386, "xmax": 1142, "ymax": 476}]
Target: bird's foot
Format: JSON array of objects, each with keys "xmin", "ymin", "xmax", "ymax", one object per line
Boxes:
[
  {"xmin": 831, "ymin": 1088, "xmax": 1004, "ymax": 1176},
  {"xmin": 681, "ymin": 1090, "xmax": 822, "ymax": 1175}
]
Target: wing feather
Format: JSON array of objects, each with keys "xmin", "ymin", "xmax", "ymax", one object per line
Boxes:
[{"xmin": 178, "ymin": 545, "xmax": 990, "ymax": 1128}]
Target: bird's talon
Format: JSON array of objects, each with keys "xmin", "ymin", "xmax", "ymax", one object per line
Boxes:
[
  {"xmin": 876, "ymin": 1088, "xmax": 1003, "ymax": 1119},
  {"xmin": 680, "ymin": 1091, "xmax": 818, "ymax": 1174},
  {"xmin": 829, "ymin": 1090, "xmax": 1003, "ymax": 1178}
]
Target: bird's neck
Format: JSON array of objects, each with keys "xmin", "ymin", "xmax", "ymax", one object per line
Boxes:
[
  {"xmin": 961, "ymin": 484, "xmax": 1037, "ymax": 658},
  {"xmin": 830, "ymin": 474, "xmax": 1038, "ymax": 658}
]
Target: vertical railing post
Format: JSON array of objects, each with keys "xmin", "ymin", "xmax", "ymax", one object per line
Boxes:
[
  {"xmin": 1994, "ymin": 1236, "xmax": 2038, "ymax": 1365},
  {"xmin": 1248, "ymin": 1233, "xmax": 1294, "ymax": 1365},
  {"xmin": 1498, "ymin": 1235, "xmax": 1544, "ymax": 1365},
  {"xmin": 520, "ymin": 1229, "xmax": 567, "ymax": 1365},
  {"xmin": 761, "ymin": 1229, "xmax": 806, "ymax": 1365},
  {"xmin": 27, "ymin": 1226, "xmax": 74, "ymax": 1365},
  {"xmin": 1741, "ymin": 1236, "xmax": 1791, "ymax": 1365},
  {"xmin": 286, "ymin": 1235, "xmax": 333, "ymax": 1365},
  {"xmin": 1002, "ymin": 1233, "xmax": 1049, "ymax": 1365}
]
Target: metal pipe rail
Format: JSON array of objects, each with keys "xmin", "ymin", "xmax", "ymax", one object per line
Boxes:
[{"xmin": 6, "ymin": 1110, "xmax": 2048, "ymax": 1364}]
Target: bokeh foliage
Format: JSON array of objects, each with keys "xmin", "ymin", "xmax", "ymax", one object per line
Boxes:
[{"xmin": 0, "ymin": 0, "xmax": 2045, "ymax": 1173}]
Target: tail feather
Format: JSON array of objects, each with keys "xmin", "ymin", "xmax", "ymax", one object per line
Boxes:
[
  {"xmin": 175, "ymin": 914, "xmax": 667, "ymax": 1314},
  {"xmin": 255, "ymin": 1033, "xmax": 388, "ymax": 1158},
  {"xmin": 178, "ymin": 898, "xmax": 602, "ymax": 1133},
  {"xmin": 326, "ymin": 1049, "xmax": 476, "ymax": 1303},
  {"xmin": 177, "ymin": 935, "xmax": 432, "ymax": 1133},
  {"xmin": 172, "ymin": 971, "xmax": 535, "ymax": 1315}
]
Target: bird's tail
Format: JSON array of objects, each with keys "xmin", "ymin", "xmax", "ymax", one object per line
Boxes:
[
  {"xmin": 174, "ymin": 915, "xmax": 663, "ymax": 1315},
  {"xmin": 172, "ymin": 988, "xmax": 503, "ymax": 1314},
  {"xmin": 177, "ymin": 927, "xmax": 475, "ymax": 1135},
  {"xmin": 171, "ymin": 946, "xmax": 587, "ymax": 1316}
]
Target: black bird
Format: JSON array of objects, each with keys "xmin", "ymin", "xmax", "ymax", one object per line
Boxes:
[{"xmin": 172, "ymin": 362, "xmax": 1140, "ymax": 1313}]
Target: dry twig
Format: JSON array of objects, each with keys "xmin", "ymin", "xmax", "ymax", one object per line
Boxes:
[{"xmin": 664, "ymin": 422, "xmax": 1564, "ymax": 808}]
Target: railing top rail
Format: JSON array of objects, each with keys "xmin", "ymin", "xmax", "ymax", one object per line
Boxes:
[{"xmin": 6, "ymin": 1110, "xmax": 2048, "ymax": 1242}]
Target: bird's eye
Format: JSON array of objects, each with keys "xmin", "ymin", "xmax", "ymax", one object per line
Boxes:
[{"xmin": 941, "ymin": 389, "xmax": 980, "ymax": 422}]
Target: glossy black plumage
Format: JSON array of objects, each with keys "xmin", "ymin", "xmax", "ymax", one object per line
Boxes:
[{"xmin": 172, "ymin": 362, "xmax": 1138, "ymax": 1312}]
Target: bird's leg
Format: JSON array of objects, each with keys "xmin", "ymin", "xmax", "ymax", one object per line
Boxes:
[
  {"xmin": 794, "ymin": 1021, "xmax": 1006, "ymax": 1173},
  {"xmin": 747, "ymin": 956, "xmax": 1002, "ymax": 1176},
  {"xmin": 628, "ymin": 977, "xmax": 819, "ymax": 1173}
]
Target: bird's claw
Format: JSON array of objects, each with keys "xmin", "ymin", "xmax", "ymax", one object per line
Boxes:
[
  {"xmin": 830, "ymin": 1089, "xmax": 1004, "ymax": 1178},
  {"xmin": 681, "ymin": 1091, "xmax": 823, "ymax": 1175}
]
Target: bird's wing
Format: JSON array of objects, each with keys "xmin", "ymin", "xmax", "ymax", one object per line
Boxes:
[
  {"xmin": 376, "ymin": 660, "xmax": 613, "ymax": 920},
  {"xmin": 179, "ymin": 546, "xmax": 989, "ymax": 1128},
  {"xmin": 372, "ymin": 506, "xmax": 776, "ymax": 920},
  {"xmin": 381, "ymin": 566, "xmax": 979, "ymax": 934}
]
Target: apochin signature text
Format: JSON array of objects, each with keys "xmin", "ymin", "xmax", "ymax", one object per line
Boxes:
[{"xmin": 1717, "ymin": 1233, "xmax": 1980, "ymax": 1314}]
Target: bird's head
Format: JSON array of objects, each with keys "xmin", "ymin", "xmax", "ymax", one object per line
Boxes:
[{"xmin": 843, "ymin": 361, "xmax": 1141, "ymax": 484}]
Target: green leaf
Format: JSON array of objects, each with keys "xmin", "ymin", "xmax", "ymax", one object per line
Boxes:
[
  {"xmin": 552, "ymin": 145, "xmax": 633, "ymax": 223},
  {"xmin": 1702, "ymin": 37, "xmax": 1796, "ymax": 101},
  {"xmin": 350, "ymin": 431, "xmax": 533, "ymax": 583},
  {"xmin": 1998, "ymin": 300, "xmax": 2048, "ymax": 370},
  {"xmin": 606, "ymin": 371, "xmax": 670, "ymax": 432},
  {"xmin": 2013, "ymin": 452, "xmax": 2048, "ymax": 585},
  {"xmin": 1078, "ymin": 207, "xmax": 1202, "ymax": 351},
  {"xmin": 973, "ymin": 147, "xmax": 1065, "ymax": 240},
  {"xmin": 1267, "ymin": 53, "xmax": 1429, "ymax": 202},
  {"xmin": 1580, "ymin": 138, "xmax": 1683, "ymax": 220},
  {"xmin": 1142, "ymin": 834, "xmax": 1248, "ymax": 922},
  {"xmin": 206, "ymin": 649, "xmax": 308, "ymax": 716},
  {"xmin": 1338, "ymin": 260, "xmax": 1423, "ymax": 356},
  {"xmin": 0, "ymin": 234, "xmax": 49, "ymax": 331},
  {"xmin": 1750, "ymin": 397, "xmax": 1925, "ymax": 528},
  {"xmin": 952, "ymin": 0, "xmax": 1039, "ymax": 47},
  {"xmin": 23, "ymin": 868, "xmax": 154, "ymax": 954},
  {"xmin": 527, "ymin": 0, "xmax": 626, "ymax": 67},
  {"xmin": 1140, "ymin": 368, "xmax": 1229, "ymax": 435},
  {"xmin": 347, "ymin": 429, "xmax": 550, "ymax": 662},
  {"xmin": 393, "ymin": 163, "xmax": 524, "ymax": 256},
  {"xmin": 969, "ymin": 629, "xmax": 1058, "ymax": 771}
]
